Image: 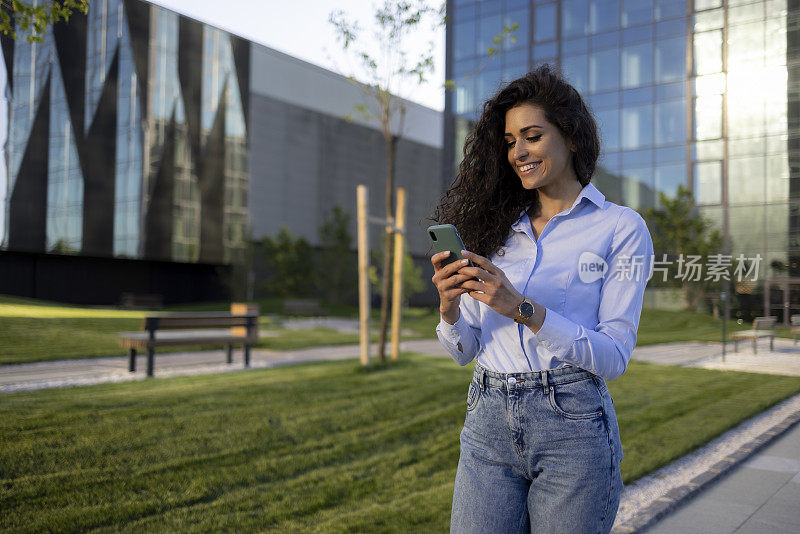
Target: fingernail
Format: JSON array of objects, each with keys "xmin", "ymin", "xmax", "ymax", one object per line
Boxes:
[
  {"xmin": 461, "ymin": 249, "xmax": 468, "ymax": 255},
  {"xmin": 443, "ymin": 251, "xmax": 450, "ymax": 256},
  {"xmin": 461, "ymin": 259, "xmax": 469, "ymax": 265}
]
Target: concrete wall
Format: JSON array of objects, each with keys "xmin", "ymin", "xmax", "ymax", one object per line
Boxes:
[{"xmin": 248, "ymin": 92, "xmax": 443, "ymax": 256}]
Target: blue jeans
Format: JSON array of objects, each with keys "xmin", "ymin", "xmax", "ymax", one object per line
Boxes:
[{"xmin": 450, "ymin": 363, "xmax": 623, "ymax": 534}]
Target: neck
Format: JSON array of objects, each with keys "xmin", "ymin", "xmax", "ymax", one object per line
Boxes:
[{"xmin": 535, "ymin": 178, "xmax": 584, "ymax": 219}]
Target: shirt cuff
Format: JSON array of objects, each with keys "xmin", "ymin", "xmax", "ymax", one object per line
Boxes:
[
  {"xmin": 532, "ymin": 308, "xmax": 580, "ymax": 359},
  {"xmin": 437, "ymin": 313, "xmax": 468, "ymax": 342}
]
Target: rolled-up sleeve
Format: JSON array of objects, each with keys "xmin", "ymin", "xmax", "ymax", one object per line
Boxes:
[
  {"xmin": 436, "ymin": 295, "xmax": 482, "ymax": 366},
  {"xmin": 531, "ymin": 209, "xmax": 653, "ymax": 380}
]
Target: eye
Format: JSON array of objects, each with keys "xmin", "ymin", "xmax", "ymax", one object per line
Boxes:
[
  {"xmin": 506, "ymin": 140, "xmax": 515, "ymax": 148},
  {"xmin": 526, "ymin": 135, "xmax": 542, "ymax": 142}
]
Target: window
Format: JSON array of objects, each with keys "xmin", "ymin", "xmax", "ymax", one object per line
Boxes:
[
  {"xmin": 694, "ymin": 161, "xmax": 721, "ymax": 205},
  {"xmin": 562, "ymin": 54, "xmax": 589, "ymax": 93},
  {"xmin": 622, "ymin": 0, "xmax": 653, "ymax": 27},
  {"xmin": 655, "ymin": 100, "xmax": 686, "ymax": 144},
  {"xmin": 590, "ymin": 48, "xmax": 619, "ymax": 92},
  {"xmin": 621, "ymin": 42, "xmax": 653, "ymax": 88},
  {"xmin": 590, "ymin": 0, "xmax": 619, "ymax": 33},
  {"xmin": 622, "ymin": 103, "xmax": 653, "ymax": 149},
  {"xmin": 535, "ymin": 3, "xmax": 557, "ymax": 41},
  {"xmin": 596, "ymin": 108, "xmax": 620, "ymax": 151},
  {"xmin": 729, "ymin": 155, "xmax": 765, "ymax": 204},
  {"xmin": 655, "ymin": 37, "xmax": 685, "ymax": 82},
  {"xmin": 562, "ymin": 0, "xmax": 589, "ymax": 38},
  {"xmin": 694, "ymin": 30, "xmax": 722, "ymax": 74}
]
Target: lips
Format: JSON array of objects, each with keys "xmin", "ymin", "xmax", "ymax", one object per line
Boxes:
[{"xmin": 518, "ymin": 161, "xmax": 541, "ymax": 174}]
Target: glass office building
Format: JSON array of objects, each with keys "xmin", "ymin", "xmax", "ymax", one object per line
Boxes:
[
  {"xmin": 2, "ymin": 0, "xmax": 249, "ymax": 265},
  {"xmin": 445, "ymin": 0, "xmax": 799, "ymax": 314}
]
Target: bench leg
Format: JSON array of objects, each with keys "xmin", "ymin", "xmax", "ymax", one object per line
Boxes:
[
  {"xmin": 128, "ymin": 349, "xmax": 137, "ymax": 372},
  {"xmin": 734, "ymin": 339, "xmax": 738, "ymax": 352},
  {"xmin": 753, "ymin": 338, "xmax": 757, "ymax": 354},
  {"xmin": 244, "ymin": 344, "xmax": 251, "ymax": 368},
  {"xmin": 226, "ymin": 344, "xmax": 233, "ymax": 364},
  {"xmin": 147, "ymin": 349, "xmax": 155, "ymax": 377},
  {"xmin": 770, "ymin": 336, "xmax": 774, "ymax": 351}
]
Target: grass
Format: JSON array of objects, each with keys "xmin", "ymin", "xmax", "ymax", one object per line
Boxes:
[
  {"xmin": 2, "ymin": 353, "xmax": 800, "ymax": 532},
  {"xmin": 0, "ymin": 294, "xmax": 793, "ymax": 366},
  {"xmin": 0, "ymin": 296, "xmax": 441, "ymax": 366}
]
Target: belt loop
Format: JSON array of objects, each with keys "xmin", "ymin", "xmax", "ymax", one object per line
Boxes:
[
  {"xmin": 541, "ymin": 370, "xmax": 549, "ymax": 394},
  {"xmin": 478, "ymin": 365, "xmax": 486, "ymax": 392}
]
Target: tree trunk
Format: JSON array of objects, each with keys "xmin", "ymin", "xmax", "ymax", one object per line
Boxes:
[{"xmin": 377, "ymin": 135, "xmax": 398, "ymax": 362}]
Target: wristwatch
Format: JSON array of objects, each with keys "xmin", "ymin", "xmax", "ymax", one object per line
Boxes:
[{"xmin": 514, "ymin": 297, "xmax": 534, "ymax": 324}]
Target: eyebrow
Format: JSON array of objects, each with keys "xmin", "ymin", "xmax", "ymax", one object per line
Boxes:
[{"xmin": 504, "ymin": 124, "xmax": 544, "ymax": 137}]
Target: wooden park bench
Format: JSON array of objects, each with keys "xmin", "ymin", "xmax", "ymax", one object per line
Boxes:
[
  {"xmin": 119, "ymin": 304, "xmax": 259, "ymax": 377},
  {"xmin": 731, "ymin": 316, "xmax": 777, "ymax": 353},
  {"xmin": 282, "ymin": 298, "xmax": 325, "ymax": 316}
]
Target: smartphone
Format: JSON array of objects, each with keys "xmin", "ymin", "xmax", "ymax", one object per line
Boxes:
[{"xmin": 427, "ymin": 224, "xmax": 474, "ymax": 267}]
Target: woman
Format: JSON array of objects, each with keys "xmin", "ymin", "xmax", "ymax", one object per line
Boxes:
[{"xmin": 431, "ymin": 64, "xmax": 653, "ymax": 533}]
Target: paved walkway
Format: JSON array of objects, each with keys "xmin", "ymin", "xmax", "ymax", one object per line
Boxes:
[
  {"xmin": 3, "ymin": 335, "xmax": 800, "ymax": 533},
  {"xmin": 643, "ymin": 419, "xmax": 800, "ymax": 533}
]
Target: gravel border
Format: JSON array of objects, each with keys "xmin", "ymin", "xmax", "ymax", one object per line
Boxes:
[{"xmin": 611, "ymin": 392, "xmax": 800, "ymax": 533}]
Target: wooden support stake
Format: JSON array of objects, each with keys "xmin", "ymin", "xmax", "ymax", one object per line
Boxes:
[
  {"xmin": 357, "ymin": 185, "xmax": 371, "ymax": 366},
  {"xmin": 390, "ymin": 188, "xmax": 406, "ymax": 361}
]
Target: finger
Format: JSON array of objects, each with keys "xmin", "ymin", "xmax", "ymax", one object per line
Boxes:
[
  {"xmin": 431, "ymin": 250, "xmax": 451, "ymax": 270},
  {"xmin": 460, "ymin": 279, "xmax": 487, "ymax": 292},
  {"xmin": 462, "ymin": 250, "xmax": 501, "ymax": 276},
  {"xmin": 433, "ymin": 258, "xmax": 470, "ymax": 282},
  {"xmin": 457, "ymin": 266, "xmax": 495, "ymax": 282},
  {"xmin": 438, "ymin": 272, "xmax": 472, "ymax": 291}
]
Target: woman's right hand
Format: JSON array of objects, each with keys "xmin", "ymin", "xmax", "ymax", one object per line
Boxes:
[{"xmin": 431, "ymin": 251, "xmax": 472, "ymax": 325}]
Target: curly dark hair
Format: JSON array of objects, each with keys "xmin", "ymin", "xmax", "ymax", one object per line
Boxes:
[{"xmin": 432, "ymin": 64, "xmax": 600, "ymax": 258}]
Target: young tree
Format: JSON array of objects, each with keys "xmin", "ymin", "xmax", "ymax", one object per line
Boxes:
[
  {"xmin": 329, "ymin": 1, "xmax": 440, "ymax": 363},
  {"xmin": 0, "ymin": 0, "xmax": 88, "ymax": 43},
  {"xmin": 642, "ymin": 185, "xmax": 724, "ymax": 310}
]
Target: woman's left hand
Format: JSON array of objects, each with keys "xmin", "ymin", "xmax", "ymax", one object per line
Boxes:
[{"xmin": 457, "ymin": 250, "xmax": 524, "ymax": 319}]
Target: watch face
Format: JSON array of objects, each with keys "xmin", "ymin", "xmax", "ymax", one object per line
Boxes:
[{"xmin": 519, "ymin": 301, "xmax": 534, "ymax": 318}]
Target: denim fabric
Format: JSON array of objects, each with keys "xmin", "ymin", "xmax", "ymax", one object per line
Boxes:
[{"xmin": 450, "ymin": 363, "xmax": 623, "ymax": 534}]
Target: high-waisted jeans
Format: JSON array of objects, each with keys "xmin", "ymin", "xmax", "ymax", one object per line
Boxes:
[{"xmin": 450, "ymin": 363, "xmax": 623, "ymax": 534}]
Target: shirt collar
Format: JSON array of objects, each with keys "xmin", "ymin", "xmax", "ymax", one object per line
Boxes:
[{"xmin": 511, "ymin": 182, "xmax": 606, "ymax": 231}]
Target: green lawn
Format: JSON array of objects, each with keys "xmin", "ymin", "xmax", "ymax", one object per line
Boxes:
[
  {"xmin": 2, "ymin": 354, "xmax": 800, "ymax": 532},
  {"xmin": 0, "ymin": 294, "xmax": 791, "ymax": 366},
  {"xmin": 0, "ymin": 296, "xmax": 440, "ymax": 365}
]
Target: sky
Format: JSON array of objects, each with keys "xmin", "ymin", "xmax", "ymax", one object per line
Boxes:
[
  {"xmin": 148, "ymin": 0, "xmax": 446, "ymax": 110},
  {"xmin": 0, "ymin": 0, "xmax": 446, "ymax": 242}
]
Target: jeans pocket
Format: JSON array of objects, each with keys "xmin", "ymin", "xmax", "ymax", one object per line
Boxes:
[
  {"xmin": 547, "ymin": 378, "xmax": 604, "ymax": 420},
  {"xmin": 466, "ymin": 381, "xmax": 481, "ymax": 412}
]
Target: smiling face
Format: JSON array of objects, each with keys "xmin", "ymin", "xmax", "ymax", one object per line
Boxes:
[{"xmin": 504, "ymin": 103, "xmax": 578, "ymax": 191}]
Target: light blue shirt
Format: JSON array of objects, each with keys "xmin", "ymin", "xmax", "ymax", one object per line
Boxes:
[{"xmin": 436, "ymin": 182, "xmax": 654, "ymax": 381}]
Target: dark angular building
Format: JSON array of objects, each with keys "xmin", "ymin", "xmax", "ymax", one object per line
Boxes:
[{"xmin": 0, "ymin": 0, "xmax": 443, "ymax": 304}]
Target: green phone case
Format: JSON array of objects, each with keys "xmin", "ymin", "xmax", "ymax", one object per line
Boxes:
[{"xmin": 427, "ymin": 224, "xmax": 472, "ymax": 266}]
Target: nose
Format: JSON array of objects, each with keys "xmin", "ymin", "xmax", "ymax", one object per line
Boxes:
[{"xmin": 514, "ymin": 139, "xmax": 528, "ymax": 161}]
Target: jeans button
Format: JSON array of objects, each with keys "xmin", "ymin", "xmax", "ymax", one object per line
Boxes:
[{"xmin": 507, "ymin": 376, "xmax": 517, "ymax": 386}]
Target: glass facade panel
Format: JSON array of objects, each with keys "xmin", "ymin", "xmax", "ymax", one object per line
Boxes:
[
  {"xmin": 694, "ymin": 161, "xmax": 721, "ymax": 205},
  {"xmin": 562, "ymin": 0, "xmax": 589, "ymax": 37},
  {"xmin": 622, "ymin": 0, "xmax": 654, "ymax": 27},
  {"xmin": 454, "ymin": 20, "xmax": 476, "ymax": 61},
  {"xmin": 596, "ymin": 108, "xmax": 620, "ymax": 151},
  {"xmin": 591, "ymin": 0, "xmax": 620, "ymax": 33},
  {"xmin": 694, "ymin": 9, "xmax": 723, "ymax": 32},
  {"xmin": 562, "ymin": 54, "xmax": 589, "ymax": 93},
  {"xmin": 505, "ymin": 7, "xmax": 530, "ymax": 50},
  {"xmin": 656, "ymin": 0, "xmax": 686, "ymax": 20},
  {"xmin": 694, "ymin": 95, "xmax": 722, "ymax": 140},
  {"xmin": 655, "ymin": 162, "xmax": 686, "ymax": 202},
  {"xmin": 693, "ymin": 30, "xmax": 722, "ymax": 74},
  {"xmin": 478, "ymin": 14, "xmax": 503, "ymax": 56},
  {"xmin": 590, "ymin": 48, "xmax": 620, "ymax": 92},
  {"xmin": 766, "ymin": 154, "xmax": 790, "ymax": 203},
  {"xmin": 535, "ymin": 3, "xmax": 557, "ymax": 42},
  {"xmin": 655, "ymin": 99, "xmax": 686, "ymax": 144},
  {"xmin": 729, "ymin": 155, "xmax": 766, "ymax": 204},
  {"xmin": 621, "ymin": 166, "xmax": 654, "ymax": 209},
  {"xmin": 621, "ymin": 103, "xmax": 653, "ymax": 149},
  {"xmin": 621, "ymin": 42, "xmax": 653, "ymax": 88},
  {"xmin": 655, "ymin": 37, "xmax": 685, "ymax": 82}
]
